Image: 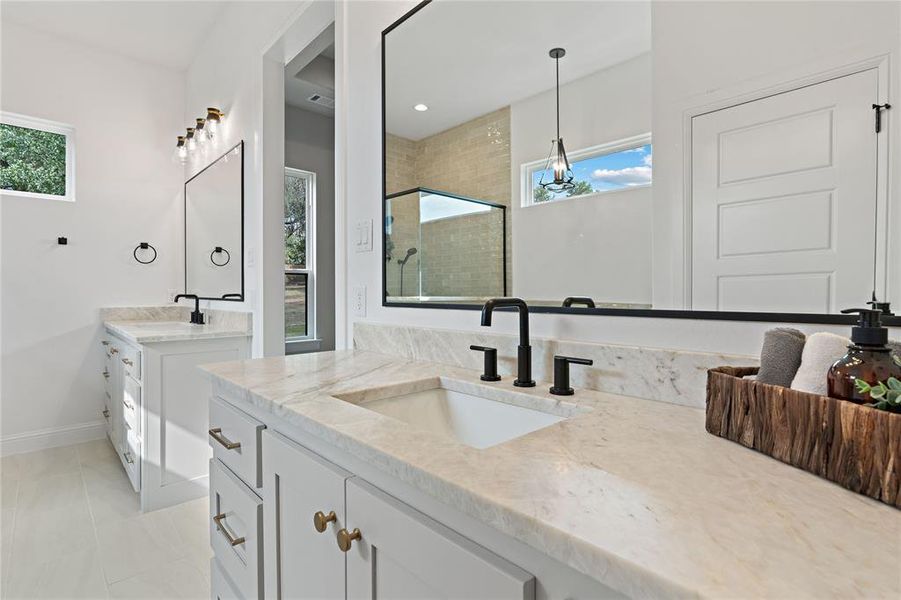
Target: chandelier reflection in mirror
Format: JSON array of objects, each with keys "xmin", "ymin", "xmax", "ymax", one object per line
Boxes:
[{"xmin": 538, "ymin": 47, "xmax": 574, "ymax": 193}]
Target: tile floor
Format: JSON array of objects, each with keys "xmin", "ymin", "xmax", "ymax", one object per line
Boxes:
[{"xmin": 0, "ymin": 439, "xmax": 211, "ymax": 599}]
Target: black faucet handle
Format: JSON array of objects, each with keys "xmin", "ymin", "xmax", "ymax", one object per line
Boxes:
[
  {"xmin": 549, "ymin": 355, "xmax": 594, "ymax": 396},
  {"xmin": 470, "ymin": 345, "xmax": 501, "ymax": 382}
]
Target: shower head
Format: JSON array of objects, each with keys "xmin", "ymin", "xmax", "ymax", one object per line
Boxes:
[{"xmin": 398, "ymin": 247, "xmax": 418, "ymax": 266}]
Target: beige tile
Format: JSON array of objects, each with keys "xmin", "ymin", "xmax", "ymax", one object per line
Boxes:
[
  {"xmin": 75, "ymin": 438, "xmax": 119, "ymax": 468},
  {"xmin": 11, "ymin": 472, "xmax": 96, "ymax": 565},
  {"xmin": 4, "ymin": 547, "xmax": 108, "ymax": 600},
  {"xmin": 1, "ymin": 455, "xmax": 20, "ymax": 481},
  {"xmin": 11, "ymin": 447, "xmax": 81, "ymax": 483},
  {"xmin": 1, "ymin": 477, "xmax": 18, "ymax": 510},
  {"xmin": 165, "ymin": 497, "xmax": 210, "ymax": 558},
  {"xmin": 107, "ymin": 557, "xmax": 208, "ymax": 600},
  {"xmin": 95, "ymin": 508, "xmax": 187, "ymax": 584},
  {"xmin": 83, "ymin": 464, "xmax": 141, "ymax": 525},
  {"xmin": 1, "ymin": 508, "xmax": 15, "ymax": 597}
]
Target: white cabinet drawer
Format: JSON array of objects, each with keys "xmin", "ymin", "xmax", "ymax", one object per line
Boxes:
[
  {"xmin": 211, "ymin": 557, "xmax": 244, "ymax": 600},
  {"xmin": 123, "ymin": 375, "xmax": 141, "ymax": 437},
  {"xmin": 209, "ymin": 397, "xmax": 265, "ymax": 488},
  {"xmin": 122, "ymin": 428, "xmax": 141, "ymax": 492},
  {"xmin": 119, "ymin": 343, "xmax": 141, "ymax": 381},
  {"xmin": 210, "ymin": 459, "xmax": 262, "ymax": 600}
]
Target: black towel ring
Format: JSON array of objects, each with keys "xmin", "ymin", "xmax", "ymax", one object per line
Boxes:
[
  {"xmin": 133, "ymin": 242, "xmax": 157, "ymax": 265},
  {"xmin": 210, "ymin": 246, "xmax": 231, "ymax": 267}
]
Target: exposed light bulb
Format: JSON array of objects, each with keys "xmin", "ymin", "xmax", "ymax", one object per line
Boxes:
[
  {"xmin": 205, "ymin": 107, "xmax": 224, "ymax": 138},
  {"xmin": 413, "ymin": 103, "xmax": 428, "ymax": 112},
  {"xmin": 186, "ymin": 128, "xmax": 197, "ymax": 151},
  {"xmin": 194, "ymin": 119, "xmax": 206, "ymax": 144},
  {"xmin": 175, "ymin": 136, "xmax": 187, "ymax": 163}
]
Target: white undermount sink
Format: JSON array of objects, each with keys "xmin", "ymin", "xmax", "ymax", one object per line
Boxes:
[{"xmin": 334, "ymin": 378, "xmax": 586, "ymax": 449}]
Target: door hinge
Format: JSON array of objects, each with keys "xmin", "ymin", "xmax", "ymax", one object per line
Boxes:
[{"xmin": 873, "ymin": 103, "xmax": 891, "ymax": 133}]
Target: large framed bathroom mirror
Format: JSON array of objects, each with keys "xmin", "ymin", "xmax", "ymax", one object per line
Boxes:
[
  {"xmin": 185, "ymin": 141, "xmax": 244, "ymax": 301},
  {"xmin": 382, "ymin": 0, "xmax": 900, "ymax": 325}
]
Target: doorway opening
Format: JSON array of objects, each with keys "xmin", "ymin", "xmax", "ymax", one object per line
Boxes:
[{"xmin": 284, "ymin": 24, "xmax": 336, "ymax": 354}]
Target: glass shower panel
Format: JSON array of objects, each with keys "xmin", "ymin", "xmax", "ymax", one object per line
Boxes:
[{"xmin": 386, "ymin": 188, "xmax": 505, "ymax": 302}]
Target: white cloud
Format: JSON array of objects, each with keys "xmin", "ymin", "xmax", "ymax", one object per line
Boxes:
[
  {"xmin": 643, "ymin": 153, "xmax": 653, "ymax": 166},
  {"xmin": 623, "ymin": 147, "xmax": 646, "ymax": 153},
  {"xmin": 591, "ymin": 165, "xmax": 652, "ymax": 186}
]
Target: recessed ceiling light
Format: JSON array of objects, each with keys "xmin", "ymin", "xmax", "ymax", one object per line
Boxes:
[{"xmin": 413, "ymin": 103, "xmax": 429, "ymax": 112}]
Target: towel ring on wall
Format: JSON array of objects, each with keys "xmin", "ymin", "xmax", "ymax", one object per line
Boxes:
[
  {"xmin": 133, "ymin": 242, "xmax": 157, "ymax": 265},
  {"xmin": 210, "ymin": 246, "xmax": 231, "ymax": 267}
]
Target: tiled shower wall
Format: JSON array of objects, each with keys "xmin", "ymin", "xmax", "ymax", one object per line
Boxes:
[{"xmin": 385, "ymin": 108, "xmax": 512, "ymax": 296}]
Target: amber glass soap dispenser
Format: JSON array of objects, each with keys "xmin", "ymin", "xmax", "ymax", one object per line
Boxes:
[{"xmin": 827, "ymin": 308, "xmax": 901, "ymax": 403}]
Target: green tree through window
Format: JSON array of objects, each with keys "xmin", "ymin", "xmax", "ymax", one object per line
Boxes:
[
  {"xmin": 284, "ymin": 174, "xmax": 306, "ymax": 267},
  {"xmin": 0, "ymin": 123, "xmax": 67, "ymax": 196}
]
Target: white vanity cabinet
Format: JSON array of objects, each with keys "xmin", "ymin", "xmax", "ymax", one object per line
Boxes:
[
  {"xmin": 259, "ymin": 429, "xmax": 535, "ymax": 600},
  {"xmin": 101, "ymin": 326, "xmax": 251, "ymax": 511}
]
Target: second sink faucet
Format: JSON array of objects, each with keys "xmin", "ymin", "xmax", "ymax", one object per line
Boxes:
[{"xmin": 480, "ymin": 298, "xmax": 535, "ymax": 387}]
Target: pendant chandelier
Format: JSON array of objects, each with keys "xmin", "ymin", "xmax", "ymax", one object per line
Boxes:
[{"xmin": 538, "ymin": 47, "xmax": 574, "ymax": 193}]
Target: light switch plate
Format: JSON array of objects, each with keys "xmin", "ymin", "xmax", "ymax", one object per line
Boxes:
[
  {"xmin": 352, "ymin": 285, "xmax": 366, "ymax": 317},
  {"xmin": 355, "ymin": 220, "xmax": 372, "ymax": 253}
]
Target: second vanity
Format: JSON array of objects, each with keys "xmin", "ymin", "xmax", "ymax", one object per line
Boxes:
[
  {"xmin": 201, "ymin": 349, "xmax": 899, "ymax": 600},
  {"xmin": 100, "ymin": 306, "xmax": 251, "ymax": 511}
]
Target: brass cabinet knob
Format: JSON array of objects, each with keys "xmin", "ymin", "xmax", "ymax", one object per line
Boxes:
[
  {"xmin": 110, "ymin": 348, "xmax": 119, "ymax": 354},
  {"xmin": 313, "ymin": 510, "xmax": 336, "ymax": 533},
  {"xmin": 122, "ymin": 358, "xmax": 133, "ymax": 366},
  {"xmin": 336, "ymin": 527, "xmax": 361, "ymax": 552}
]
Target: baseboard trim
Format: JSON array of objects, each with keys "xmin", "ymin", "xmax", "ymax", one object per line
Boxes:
[{"xmin": 0, "ymin": 420, "xmax": 107, "ymax": 457}]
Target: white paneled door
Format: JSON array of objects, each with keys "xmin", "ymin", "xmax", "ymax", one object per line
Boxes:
[{"xmin": 691, "ymin": 68, "xmax": 880, "ymax": 313}]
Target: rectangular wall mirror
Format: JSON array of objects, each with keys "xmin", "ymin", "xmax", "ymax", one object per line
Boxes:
[
  {"xmin": 185, "ymin": 141, "xmax": 244, "ymax": 301},
  {"xmin": 382, "ymin": 0, "xmax": 898, "ymax": 325}
]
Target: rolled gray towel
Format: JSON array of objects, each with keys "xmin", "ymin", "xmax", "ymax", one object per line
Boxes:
[{"xmin": 756, "ymin": 328, "xmax": 806, "ymax": 387}]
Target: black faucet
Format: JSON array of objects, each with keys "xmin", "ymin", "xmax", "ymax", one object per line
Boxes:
[
  {"xmin": 480, "ymin": 298, "xmax": 535, "ymax": 387},
  {"xmin": 174, "ymin": 294, "xmax": 205, "ymax": 325},
  {"xmin": 562, "ymin": 296, "xmax": 596, "ymax": 308}
]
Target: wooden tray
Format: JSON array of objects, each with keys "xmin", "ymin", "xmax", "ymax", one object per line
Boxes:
[{"xmin": 706, "ymin": 366, "xmax": 901, "ymax": 508}]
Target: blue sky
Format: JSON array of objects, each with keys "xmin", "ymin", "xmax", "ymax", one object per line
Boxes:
[{"xmin": 533, "ymin": 143, "xmax": 652, "ymax": 201}]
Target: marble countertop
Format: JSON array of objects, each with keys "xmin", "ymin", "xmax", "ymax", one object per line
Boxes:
[
  {"xmin": 104, "ymin": 320, "xmax": 251, "ymax": 344},
  {"xmin": 201, "ymin": 350, "xmax": 900, "ymax": 599}
]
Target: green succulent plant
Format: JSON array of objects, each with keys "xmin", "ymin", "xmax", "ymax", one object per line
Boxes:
[{"xmin": 854, "ymin": 354, "xmax": 901, "ymax": 413}]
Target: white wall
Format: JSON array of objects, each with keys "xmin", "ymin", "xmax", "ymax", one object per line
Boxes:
[
  {"xmin": 183, "ymin": 1, "xmax": 304, "ymax": 358},
  {"xmin": 341, "ymin": 0, "xmax": 899, "ymax": 356},
  {"xmin": 184, "ymin": 0, "xmax": 333, "ymax": 358},
  {"xmin": 651, "ymin": 0, "xmax": 901, "ymax": 309},
  {"xmin": 285, "ymin": 105, "xmax": 336, "ymax": 351},
  {"xmin": 510, "ymin": 55, "xmax": 652, "ymax": 304},
  {"xmin": 0, "ymin": 22, "xmax": 184, "ymax": 447}
]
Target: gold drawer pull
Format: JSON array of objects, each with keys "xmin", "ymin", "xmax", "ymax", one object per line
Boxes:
[
  {"xmin": 102, "ymin": 370, "xmax": 110, "ymax": 379},
  {"xmin": 208, "ymin": 428, "xmax": 241, "ymax": 450},
  {"xmin": 336, "ymin": 528, "xmax": 361, "ymax": 552},
  {"xmin": 313, "ymin": 510, "xmax": 336, "ymax": 533},
  {"xmin": 110, "ymin": 348, "xmax": 119, "ymax": 355},
  {"xmin": 122, "ymin": 358, "xmax": 134, "ymax": 366},
  {"xmin": 212, "ymin": 513, "xmax": 245, "ymax": 546},
  {"xmin": 102, "ymin": 408, "xmax": 110, "ymax": 418},
  {"xmin": 123, "ymin": 451, "xmax": 134, "ymax": 464},
  {"xmin": 123, "ymin": 401, "xmax": 134, "ymax": 411}
]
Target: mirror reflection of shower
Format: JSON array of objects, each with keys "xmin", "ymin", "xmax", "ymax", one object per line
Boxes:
[{"xmin": 397, "ymin": 247, "xmax": 418, "ymax": 296}]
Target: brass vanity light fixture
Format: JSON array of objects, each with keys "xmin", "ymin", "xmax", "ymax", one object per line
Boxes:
[
  {"xmin": 538, "ymin": 47, "xmax": 574, "ymax": 193},
  {"xmin": 194, "ymin": 118, "xmax": 207, "ymax": 144},
  {"xmin": 174, "ymin": 108, "xmax": 225, "ymax": 157},
  {"xmin": 175, "ymin": 135, "xmax": 187, "ymax": 161},
  {"xmin": 185, "ymin": 127, "xmax": 197, "ymax": 151},
  {"xmin": 204, "ymin": 107, "xmax": 224, "ymax": 138}
]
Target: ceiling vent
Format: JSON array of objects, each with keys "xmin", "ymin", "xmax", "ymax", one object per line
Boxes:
[{"xmin": 307, "ymin": 93, "xmax": 335, "ymax": 109}]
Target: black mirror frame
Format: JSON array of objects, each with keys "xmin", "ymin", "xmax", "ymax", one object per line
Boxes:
[
  {"xmin": 380, "ymin": 0, "xmax": 899, "ymax": 327},
  {"xmin": 184, "ymin": 139, "xmax": 245, "ymax": 303}
]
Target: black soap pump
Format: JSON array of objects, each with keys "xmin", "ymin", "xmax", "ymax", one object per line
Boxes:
[{"xmin": 827, "ymin": 308, "xmax": 901, "ymax": 403}]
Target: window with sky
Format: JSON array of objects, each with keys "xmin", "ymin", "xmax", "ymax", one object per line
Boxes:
[{"xmin": 532, "ymin": 143, "xmax": 652, "ymax": 203}]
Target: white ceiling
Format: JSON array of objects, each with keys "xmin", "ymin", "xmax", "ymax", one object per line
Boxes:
[
  {"xmin": 385, "ymin": 1, "xmax": 651, "ymax": 140},
  {"xmin": 0, "ymin": 1, "xmax": 229, "ymax": 71}
]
